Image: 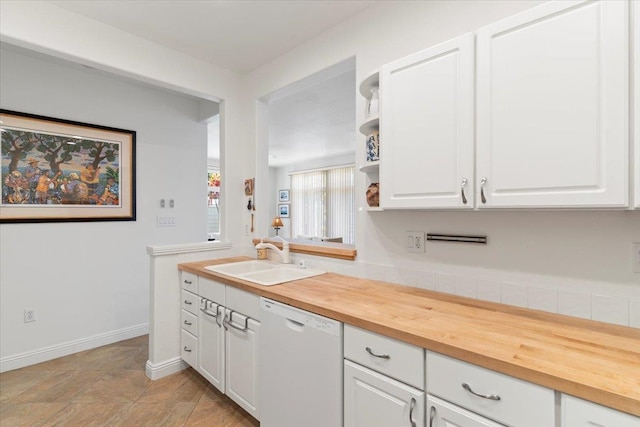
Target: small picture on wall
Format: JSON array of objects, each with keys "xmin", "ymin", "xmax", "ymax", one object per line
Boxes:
[
  {"xmin": 278, "ymin": 204, "xmax": 290, "ymax": 218},
  {"xmin": 278, "ymin": 189, "xmax": 290, "ymax": 202}
]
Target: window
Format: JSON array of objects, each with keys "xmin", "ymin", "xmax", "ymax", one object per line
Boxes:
[{"xmin": 290, "ymin": 165, "xmax": 355, "ymax": 244}]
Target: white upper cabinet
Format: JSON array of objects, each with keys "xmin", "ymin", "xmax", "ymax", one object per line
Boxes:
[
  {"xmin": 476, "ymin": 0, "xmax": 629, "ymax": 208},
  {"xmin": 380, "ymin": 33, "xmax": 475, "ymax": 209}
]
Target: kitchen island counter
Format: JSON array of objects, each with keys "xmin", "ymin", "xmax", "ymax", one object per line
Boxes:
[{"xmin": 179, "ymin": 257, "xmax": 640, "ymax": 417}]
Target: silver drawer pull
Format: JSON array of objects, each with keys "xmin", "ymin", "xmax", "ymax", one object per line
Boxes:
[
  {"xmin": 184, "ymin": 300, "xmax": 192, "ymax": 305},
  {"xmin": 183, "ymin": 320, "xmax": 192, "ymax": 326},
  {"xmin": 183, "ymin": 346, "xmax": 191, "ymax": 352},
  {"xmin": 462, "ymin": 382, "xmax": 501, "ymax": 401},
  {"xmin": 184, "ymin": 280, "xmax": 192, "ymax": 284},
  {"xmin": 365, "ymin": 347, "xmax": 390, "ymax": 359}
]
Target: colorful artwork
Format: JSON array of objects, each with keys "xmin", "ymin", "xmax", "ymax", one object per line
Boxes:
[{"xmin": 0, "ymin": 110, "xmax": 135, "ymax": 222}]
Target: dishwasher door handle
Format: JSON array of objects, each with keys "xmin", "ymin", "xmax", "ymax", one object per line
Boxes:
[{"xmin": 285, "ymin": 318, "xmax": 304, "ymax": 332}]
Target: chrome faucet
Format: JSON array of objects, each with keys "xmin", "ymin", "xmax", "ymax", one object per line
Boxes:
[{"xmin": 256, "ymin": 236, "xmax": 290, "ymax": 264}]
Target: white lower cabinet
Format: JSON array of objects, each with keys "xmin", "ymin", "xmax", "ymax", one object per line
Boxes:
[
  {"xmin": 344, "ymin": 360, "xmax": 424, "ymax": 427},
  {"xmin": 561, "ymin": 395, "xmax": 640, "ymax": 427},
  {"xmin": 198, "ymin": 299, "xmax": 225, "ymax": 392},
  {"xmin": 224, "ymin": 309, "xmax": 260, "ymax": 418},
  {"xmin": 427, "ymin": 395, "xmax": 504, "ymax": 427},
  {"xmin": 427, "ymin": 352, "xmax": 554, "ymax": 427},
  {"xmin": 180, "ymin": 274, "xmax": 260, "ymax": 420},
  {"xmin": 344, "ymin": 325, "xmax": 425, "ymax": 427}
]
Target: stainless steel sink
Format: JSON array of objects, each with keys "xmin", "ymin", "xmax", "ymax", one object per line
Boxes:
[{"xmin": 204, "ymin": 260, "xmax": 325, "ymax": 286}]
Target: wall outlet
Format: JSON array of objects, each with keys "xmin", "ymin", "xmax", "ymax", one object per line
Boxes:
[
  {"xmin": 633, "ymin": 242, "xmax": 640, "ymax": 273},
  {"xmin": 157, "ymin": 216, "xmax": 177, "ymax": 227},
  {"xmin": 24, "ymin": 308, "xmax": 36, "ymax": 323},
  {"xmin": 406, "ymin": 231, "xmax": 425, "ymax": 253}
]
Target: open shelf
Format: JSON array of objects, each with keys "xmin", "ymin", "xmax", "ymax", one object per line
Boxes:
[
  {"xmin": 359, "ymin": 162, "xmax": 380, "ymax": 174},
  {"xmin": 358, "ymin": 115, "xmax": 379, "ymax": 136}
]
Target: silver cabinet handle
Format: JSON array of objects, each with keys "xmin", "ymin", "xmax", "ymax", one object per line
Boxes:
[
  {"xmin": 183, "ymin": 280, "xmax": 192, "ymax": 284},
  {"xmin": 183, "ymin": 346, "xmax": 191, "ymax": 352},
  {"xmin": 183, "ymin": 320, "xmax": 192, "ymax": 326},
  {"xmin": 480, "ymin": 177, "xmax": 487, "ymax": 204},
  {"xmin": 429, "ymin": 405, "xmax": 436, "ymax": 427},
  {"xmin": 200, "ymin": 307, "xmax": 218, "ymax": 318},
  {"xmin": 462, "ymin": 382, "xmax": 501, "ymax": 401},
  {"xmin": 461, "ymin": 178, "xmax": 468, "ymax": 204},
  {"xmin": 365, "ymin": 347, "xmax": 390, "ymax": 359},
  {"xmin": 223, "ymin": 310, "xmax": 249, "ymax": 332},
  {"xmin": 184, "ymin": 300, "xmax": 192, "ymax": 305},
  {"xmin": 215, "ymin": 305, "xmax": 224, "ymax": 328},
  {"xmin": 409, "ymin": 397, "xmax": 417, "ymax": 427}
]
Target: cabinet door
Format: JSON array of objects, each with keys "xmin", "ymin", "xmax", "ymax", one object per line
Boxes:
[
  {"xmin": 197, "ymin": 300, "xmax": 225, "ymax": 393},
  {"xmin": 225, "ymin": 309, "xmax": 260, "ymax": 420},
  {"xmin": 380, "ymin": 33, "xmax": 474, "ymax": 209},
  {"xmin": 561, "ymin": 395, "xmax": 640, "ymax": 427},
  {"xmin": 476, "ymin": 0, "xmax": 628, "ymax": 208},
  {"xmin": 344, "ymin": 360, "xmax": 424, "ymax": 427},
  {"xmin": 427, "ymin": 395, "xmax": 505, "ymax": 427}
]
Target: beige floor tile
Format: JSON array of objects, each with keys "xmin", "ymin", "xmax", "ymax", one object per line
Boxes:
[
  {"xmin": 71, "ymin": 346, "xmax": 141, "ymax": 371},
  {"xmin": 0, "ymin": 402, "xmax": 67, "ymax": 427},
  {"xmin": 110, "ymin": 335, "xmax": 148, "ymax": 348},
  {"xmin": 136, "ymin": 368, "xmax": 207, "ymax": 403},
  {"xmin": 71, "ymin": 371, "xmax": 151, "ymax": 403},
  {"xmin": 0, "ymin": 370, "xmax": 59, "ymax": 403},
  {"xmin": 41, "ymin": 402, "xmax": 132, "ymax": 426},
  {"xmin": 115, "ymin": 348, "xmax": 148, "ymax": 371},
  {"xmin": 21, "ymin": 353, "xmax": 83, "ymax": 372},
  {"xmin": 185, "ymin": 387, "xmax": 259, "ymax": 427},
  {"xmin": 110, "ymin": 402, "xmax": 196, "ymax": 427},
  {"xmin": 7, "ymin": 371, "xmax": 103, "ymax": 404}
]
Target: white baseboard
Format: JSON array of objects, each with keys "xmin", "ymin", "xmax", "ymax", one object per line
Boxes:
[
  {"xmin": 145, "ymin": 356, "xmax": 188, "ymax": 380},
  {"xmin": 0, "ymin": 323, "xmax": 149, "ymax": 373}
]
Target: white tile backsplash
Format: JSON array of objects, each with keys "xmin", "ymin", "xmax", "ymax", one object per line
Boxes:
[
  {"xmin": 558, "ymin": 291, "xmax": 592, "ymax": 320},
  {"xmin": 630, "ymin": 300, "xmax": 640, "ymax": 328},
  {"xmin": 435, "ymin": 273, "xmax": 456, "ymax": 295},
  {"xmin": 501, "ymin": 282, "xmax": 528, "ymax": 308},
  {"xmin": 456, "ymin": 276, "xmax": 477, "ymax": 299},
  {"xmin": 592, "ymin": 295, "xmax": 629, "ymax": 326},
  {"xmin": 313, "ymin": 258, "xmax": 637, "ymax": 328},
  {"xmin": 477, "ymin": 279, "xmax": 501, "ymax": 303},
  {"xmin": 527, "ymin": 287, "xmax": 558, "ymax": 314}
]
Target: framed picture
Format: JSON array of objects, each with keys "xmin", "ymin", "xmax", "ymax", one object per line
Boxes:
[
  {"xmin": 278, "ymin": 189, "xmax": 290, "ymax": 202},
  {"xmin": 1, "ymin": 109, "xmax": 136, "ymax": 223},
  {"xmin": 278, "ymin": 203, "xmax": 290, "ymax": 218}
]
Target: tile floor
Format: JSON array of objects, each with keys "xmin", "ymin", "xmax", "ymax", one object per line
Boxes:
[{"xmin": 0, "ymin": 335, "xmax": 259, "ymax": 427}]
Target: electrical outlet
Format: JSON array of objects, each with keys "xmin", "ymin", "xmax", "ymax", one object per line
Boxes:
[
  {"xmin": 24, "ymin": 308, "xmax": 36, "ymax": 323},
  {"xmin": 633, "ymin": 242, "xmax": 640, "ymax": 273},
  {"xmin": 406, "ymin": 231, "xmax": 425, "ymax": 253}
]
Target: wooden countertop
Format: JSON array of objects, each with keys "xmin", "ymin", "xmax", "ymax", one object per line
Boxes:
[{"xmin": 179, "ymin": 257, "xmax": 640, "ymax": 417}]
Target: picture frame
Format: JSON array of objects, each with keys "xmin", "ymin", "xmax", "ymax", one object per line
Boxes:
[
  {"xmin": 1, "ymin": 109, "xmax": 136, "ymax": 223},
  {"xmin": 278, "ymin": 189, "xmax": 290, "ymax": 202},
  {"xmin": 278, "ymin": 203, "xmax": 290, "ymax": 218}
]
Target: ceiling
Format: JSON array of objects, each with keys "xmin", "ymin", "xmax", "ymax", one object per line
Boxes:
[
  {"xmin": 45, "ymin": 0, "xmax": 364, "ymax": 166},
  {"xmin": 47, "ymin": 0, "xmax": 375, "ymax": 74}
]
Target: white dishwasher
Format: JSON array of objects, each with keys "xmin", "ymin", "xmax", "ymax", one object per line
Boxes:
[{"xmin": 260, "ymin": 297, "xmax": 343, "ymax": 427}]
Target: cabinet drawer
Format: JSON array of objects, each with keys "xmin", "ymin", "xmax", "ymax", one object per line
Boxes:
[
  {"xmin": 181, "ymin": 309, "xmax": 198, "ymax": 336},
  {"xmin": 226, "ymin": 286, "xmax": 261, "ymax": 321},
  {"xmin": 344, "ymin": 325, "xmax": 424, "ymax": 389},
  {"xmin": 181, "ymin": 329, "xmax": 197, "ymax": 368},
  {"xmin": 561, "ymin": 395, "xmax": 640, "ymax": 427},
  {"xmin": 181, "ymin": 271, "xmax": 198, "ymax": 293},
  {"xmin": 181, "ymin": 290, "xmax": 198, "ymax": 315},
  {"xmin": 427, "ymin": 352, "xmax": 554, "ymax": 427},
  {"xmin": 199, "ymin": 277, "xmax": 225, "ymax": 305}
]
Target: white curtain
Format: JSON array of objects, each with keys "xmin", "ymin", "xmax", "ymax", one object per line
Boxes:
[{"xmin": 290, "ymin": 165, "xmax": 355, "ymax": 244}]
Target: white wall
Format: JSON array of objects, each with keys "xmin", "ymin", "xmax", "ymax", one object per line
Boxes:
[
  {"xmin": 0, "ymin": 47, "xmax": 213, "ymax": 369},
  {"xmin": 247, "ymin": 1, "xmax": 640, "ymax": 326}
]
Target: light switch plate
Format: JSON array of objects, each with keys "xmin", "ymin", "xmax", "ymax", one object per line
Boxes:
[{"xmin": 406, "ymin": 231, "xmax": 425, "ymax": 253}]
